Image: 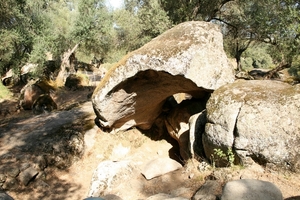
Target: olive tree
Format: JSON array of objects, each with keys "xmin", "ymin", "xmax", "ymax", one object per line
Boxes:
[
  {"xmin": 111, "ymin": 0, "xmax": 171, "ymax": 55},
  {"xmin": 0, "ymin": 0, "xmax": 33, "ymax": 75}
]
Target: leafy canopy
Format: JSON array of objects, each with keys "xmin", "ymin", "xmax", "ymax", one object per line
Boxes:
[{"xmin": 1, "ymin": 0, "xmax": 300, "ymax": 77}]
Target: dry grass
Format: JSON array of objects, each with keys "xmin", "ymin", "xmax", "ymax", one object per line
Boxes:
[{"xmin": 0, "ymin": 82, "xmax": 13, "ymax": 101}]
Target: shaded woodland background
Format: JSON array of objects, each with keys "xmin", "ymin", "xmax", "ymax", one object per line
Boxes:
[{"xmin": 1, "ymin": 0, "xmax": 300, "ymax": 95}]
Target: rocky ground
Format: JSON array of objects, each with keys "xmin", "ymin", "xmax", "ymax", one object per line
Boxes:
[{"xmin": 1, "ymin": 85, "xmax": 300, "ymax": 200}]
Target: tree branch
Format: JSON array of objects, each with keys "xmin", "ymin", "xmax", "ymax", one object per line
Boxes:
[
  {"xmin": 55, "ymin": 43, "xmax": 79, "ymax": 86},
  {"xmin": 263, "ymin": 62, "xmax": 291, "ymax": 80},
  {"xmin": 210, "ymin": 17, "xmax": 238, "ymax": 31}
]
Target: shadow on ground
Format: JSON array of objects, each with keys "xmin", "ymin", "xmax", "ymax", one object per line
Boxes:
[
  {"xmin": 0, "ymin": 90, "xmax": 94, "ymax": 199},
  {"xmin": 286, "ymin": 197, "xmax": 300, "ymax": 200}
]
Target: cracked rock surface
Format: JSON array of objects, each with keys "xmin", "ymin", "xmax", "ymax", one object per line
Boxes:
[{"xmin": 204, "ymin": 80, "xmax": 300, "ymax": 170}]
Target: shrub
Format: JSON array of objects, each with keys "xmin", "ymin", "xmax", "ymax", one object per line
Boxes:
[
  {"xmin": 211, "ymin": 147, "xmax": 235, "ymax": 168},
  {"xmin": 241, "ymin": 44, "xmax": 274, "ymax": 70}
]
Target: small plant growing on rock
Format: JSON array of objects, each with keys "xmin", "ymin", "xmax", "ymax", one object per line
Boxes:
[{"xmin": 211, "ymin": 147, "xmax": 235, "ymax": 168}]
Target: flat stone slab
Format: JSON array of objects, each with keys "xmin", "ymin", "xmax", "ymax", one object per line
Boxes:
[
  {"xmin": 141, "ymin": 157, "xmax": 182, "ymax": 180},
  {"xmin": 19, "ymin": 167, "xmax": 39, "ymax": 186}
]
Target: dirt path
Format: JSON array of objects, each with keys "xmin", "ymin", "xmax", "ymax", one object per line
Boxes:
[
  {"xmin": 0, "ymin": 103, "xmax": 203, "ymax": 200},
  {"xmin": 1, "ymin": 88, "xmax": 300, "ymax": 200}
]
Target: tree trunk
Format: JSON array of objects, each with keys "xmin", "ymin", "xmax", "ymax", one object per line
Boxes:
[
  {"xmin": 236, "ymin": 55, "xmax": 242, "ymax": 72},
  {"xmin": 235, "ymin": 49, "xmax": 244, "ymax": 72},
  {"xmin": 55, "ymin": 44, "xmax": 79, "ymax": 86},
  {"xmin": 235, "ymin": 36, "xmax": 253, "ymax": 72},
  {"xmin": 263, "ymin": 62, "xmax": 291, "ymax": 80}
]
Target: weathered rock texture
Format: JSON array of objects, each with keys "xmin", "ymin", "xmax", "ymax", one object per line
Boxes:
[
  {"xmin": 0, "ymin": 191, "xmax": 14, "ymax": 200},
  {"xmin": 88, "ymin": 160, "xmax": 132, "ymax": 197},
  {"xmin": 146, "ymin": 193, "xmax": 188, "ymax": 200},
  {"xmin": 165, "ymin": 99, "xmax": 206, "ymax": 160},
  {"xmin": 221, "ymin": 179, "xmax": 283, "ymax": 200},
  {"xmin": 19, "ymin": 81, "xmax": 45, "ymax": 110},
  {"xmin": 141, "ymin": 157, "xmax": 182, "ymax": 180},
  {"xmin": 92, "ymin": 21, "xmax": 235, "ymax": 132},
  {"xmin": 204, "ymin": 80, "xmax": 300, "ymax": 170},
  {"xmin": 192, "ymin": 180, "xmax": 222, "ymax": 200},
  {"xmin": 19, "ymin": 79, "xmax": 57, "ymax": 112},
  {"xmin": 189, "ymin": 110, "xmax": 207, "ymax": 160}
]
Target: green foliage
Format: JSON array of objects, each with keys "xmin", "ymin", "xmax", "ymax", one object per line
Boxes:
[
  {"xmin": 1, "ymin": 0, "xmax": 116, "ymax": 77},
  {"xmin": 0, "ymin": 0, "xmax": 33, "ymax": 74},
  {"xmin": 204, "ymin": 0, "xmax": 300, "ymax": 71},
  {"xmin": 137, "ymin": 0, "xmax": 172, "ymax": 39},
  {"xmin": 160, "ymin": 0, "xmax": 230, "ymax": 23},
  {"xmin": 0, "ymin": 82, "xmax": 12, "ymax": 100},
  {"xmin": 101, "ymin": 62, "xmax": 115, "ymax": 71},
  {"xmin": 212, "ymin": 147, "xmax": 235, "ymax": 168},
  {"xmin": 28, "ymin": 0, "xmax": 77, "ymax": 63},
  {"xmin": 241, "ymin": 44, "xmax": 274, "ymax": 70},
  {"xmin": 75, "ymin": 51, "xmax": 94, "ymax": 64},
  {"xmin": 0, "ymin": 0, "xmax": 76, "ymax": 75},
  {"xmin": 105, "ymin": 48, "xmax": 128, "ymax": 64},
  {"xmin": 288, "ymin": 55, "xmax": 300, "ymax": 80},
  {"xmin": 114, "ymin": 0, "xmax": 172, "ymax": 52},
  {"xmin": 246, "ymin": 0, "xmax": 300, "ymax": 66},
  {"xmin": 0, "ymin": 30, "xmax": 24, "ymax": 73},
  {"xmin": 241, "ymin": 57, "xmax": 253, "ymax": 70},
  {"xmin": 71, "ymin": 0, "xmax": 114, "ymax": 58},
  {"xmin": 1, "ymin": 0, "xmax": 299, "ymax": 80},
  {"xmin": 113, "ymin": 9, "xmax": 142, "ymax": 51}
]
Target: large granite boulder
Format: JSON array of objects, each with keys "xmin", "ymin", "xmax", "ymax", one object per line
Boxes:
[
  {"xmin": 203, "ymin": 80, "xmax": 300, "ymax": 171},
  {"xmin": 92, "ymin": 21, "xmax": 235, "ymax": 132}
]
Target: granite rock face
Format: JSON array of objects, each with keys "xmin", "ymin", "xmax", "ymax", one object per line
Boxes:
[
  {"xmin": 92, "ymin": 21, "xmax": 235, "ymax": 132},
  {"xmin": 204, "ymin": 80, "xmax": 300, "ymax": 170}
]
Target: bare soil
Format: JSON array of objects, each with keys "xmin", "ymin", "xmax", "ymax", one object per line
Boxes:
[{"xmin": 1, "ymin": 86, "xmax": 300, "ymax": 200}]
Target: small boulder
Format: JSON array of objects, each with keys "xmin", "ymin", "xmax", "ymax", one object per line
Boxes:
[
  {"xmin": 32, "ymin": 94, "xmax": 57, "ymax": 114},
  {"xmin": 101, "ymin": 194, "xmax": 123, "ymax": 200},
  {"xmin": 146, "ymin": 193, "xmax": 188, "ymax": 200},
  {"xmin": 192, "ymin": 180, "xmax": 222, "ymax": 200},
  {"xmin": 2, "ymin": 177, "xmax": 18, "ymax": 190},
  {"xmin": 19, "ymin": 79, "xmax": 56, "ymax": 110},
  {"xmin": 5, "ymin": 167, "xmax": 19, "ymax": 178},
  {"xmin": 19, "ymin": 167, "xmax": 39, "ymax": 186},
  {"xmin": 88, "ymin": 160, "xmax": 132, "ymax": 197},
  {"xmin": 1, "ymin": 69, "xmax": 16, "ymax": 86},
  {"xmin": 0, "ymin": 191, "xmax": 14, "ymax": 200},
  {"xmin": 19, "ymin": 81, "xmax": 44, "ymax": 110},
  {"xmin": 65, "ymin": 74, "xmax": 87, "ymax": 90},
  {"xmin": 221, "ymin": 179, "xmax": 283, "ymax": 200}
]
